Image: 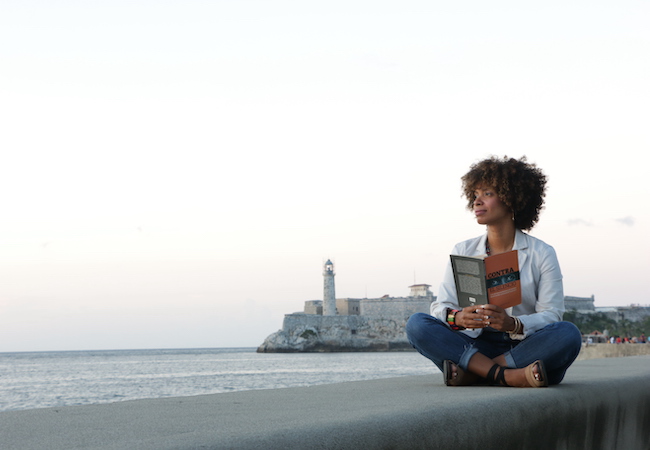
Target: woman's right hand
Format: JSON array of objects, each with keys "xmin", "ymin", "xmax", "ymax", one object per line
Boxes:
[{"xmin": 455, "ymin": 306, "xmax": 488, "ymax": 329}]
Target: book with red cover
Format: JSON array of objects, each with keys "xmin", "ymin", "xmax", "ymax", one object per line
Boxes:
[{"xmin": 450, "ymin": 250, "xmax": 521, "ymax": 309}]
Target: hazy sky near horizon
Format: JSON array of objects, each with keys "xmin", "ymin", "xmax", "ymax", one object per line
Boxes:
[{"xmin": 1, "ymin": 0, "xmax": 649, "ymax": 352}]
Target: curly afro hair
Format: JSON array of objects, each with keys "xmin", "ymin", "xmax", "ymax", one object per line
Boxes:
[{"xmin": 461, "ymin": 156, "xmax": 547, "ymax": 231}]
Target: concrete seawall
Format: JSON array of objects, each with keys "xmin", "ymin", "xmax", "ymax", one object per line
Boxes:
[
  {"xmin": 1, "ymin": 356, "xmax": 649, "ymax": 449},
  {"xmin": 577, "ymin": 342, "xmax": 650, "ymax": 360}
]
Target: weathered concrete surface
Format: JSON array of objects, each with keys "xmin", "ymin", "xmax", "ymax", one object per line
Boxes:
[{"xmin": 0, "ymin": 356, "xmax": 648, "ymax": 450}]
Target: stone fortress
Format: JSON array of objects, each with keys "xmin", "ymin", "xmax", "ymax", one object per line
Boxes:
[
  {"xmin": 306, "ymin": 259, "xmax": 433, "ymax": 320},
  {"xmin": 564, "ymin": 295, "xmax": 650, "ymax": 323},
  {"xmin": 257, "ymin": 260, "xmax": 648, "ymax": 352},
  {"xmin": 258, "ymin": 259, "xmax": 434, "ymax": 352}
]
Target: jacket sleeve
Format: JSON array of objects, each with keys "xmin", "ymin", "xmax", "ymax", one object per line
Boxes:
[
  {"xmin": 517, "ymin": 244, "xmax": 565, "ymax": 337},
  {"xmin": 430, "ymin": 254, "xmax": 457, "ymax": 322}
]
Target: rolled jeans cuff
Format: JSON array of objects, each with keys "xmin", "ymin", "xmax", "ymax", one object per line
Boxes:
[
  {"xmin": 504, "ymin": 352, "xmax": 516, "ymax": 368},
  {"xmin": 458, "ymin": 344, "xmax": 479, "ymax": 371}
]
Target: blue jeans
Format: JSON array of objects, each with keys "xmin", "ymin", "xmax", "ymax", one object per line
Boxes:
[{"xmin": 405, "ymin": 313, "xmax": 582, "ymax": 385}]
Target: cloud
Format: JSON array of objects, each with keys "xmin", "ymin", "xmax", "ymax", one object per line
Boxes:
[
  {"xmin": 567, "ymin": 219, "xmax": 594, "ymax": 227},
  {"xmin": 615, "ymin": 216, "xmax": 635, "ymax": 226}
]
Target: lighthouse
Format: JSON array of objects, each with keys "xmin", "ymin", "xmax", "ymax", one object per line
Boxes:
[{"xmin": 323, "ymin": 259, "xmax": 336, "ymax": 315}]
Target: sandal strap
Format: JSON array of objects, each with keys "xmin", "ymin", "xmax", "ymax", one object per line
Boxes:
[
  {"xmin": 486, "ymin": 364, "xmax": 500, "ymax": 385},
  {"xmin": 486, "ymin": 364, "xmax": 510, "ymax": 387},
  {"xmin": 496, "ymin": 366, "xmax": 509, "ymax": 387}
]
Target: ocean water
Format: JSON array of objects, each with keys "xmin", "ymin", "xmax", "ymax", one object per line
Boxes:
[{"xmin": 0, "ymin": 348, "xmax": 438, "ymax": 412}]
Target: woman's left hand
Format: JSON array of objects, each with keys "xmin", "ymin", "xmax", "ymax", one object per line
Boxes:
[{"xmin": 476, "ymin": 304, "xmax": 515, "ymax": 332}]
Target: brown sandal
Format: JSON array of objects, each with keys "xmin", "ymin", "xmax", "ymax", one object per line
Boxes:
[
  {"xmin": 524, "ymin": 360, "xmax": 548, "ymax": 388},
  {"xmin": 443, "ymin": 360, "xmax": 480, "ymax": 386},
  {"xmin": 487, "ymin": 361, "xmax": 548, "ymax": 388}
]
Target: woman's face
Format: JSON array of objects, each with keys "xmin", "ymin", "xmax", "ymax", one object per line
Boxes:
[{"xmin": 472, "ymin": 187, "xmax": 512, "ymax": 226}]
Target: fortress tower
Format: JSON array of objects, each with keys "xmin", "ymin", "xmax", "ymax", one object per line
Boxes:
[{"xmin": 323, "ymin": 259, "xmax": 336, "ymax": 315}]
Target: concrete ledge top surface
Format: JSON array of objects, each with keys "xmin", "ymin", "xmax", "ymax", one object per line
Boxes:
[{"xmin": 1, "ymin": 356, "xmax": 649, "ymax": 450}]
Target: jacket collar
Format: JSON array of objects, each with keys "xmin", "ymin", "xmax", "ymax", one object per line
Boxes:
[
  {"xmin": 513, "ymin": 229, "xmax": 529, "ymax": 269},
  {"xmin": 475, "ymin": 229, "xmax": 529, "ymax": 256},
  {"xmin": 513, "ymin": 229, "xmax": 529, "ymax": 251}
]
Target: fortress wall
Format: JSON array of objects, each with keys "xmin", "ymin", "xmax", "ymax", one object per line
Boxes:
[
  {"xmin": 282, "ymin": 314, "xmax": 407, "ymax": 338},
  {"xmin": 360, "ymin": 297, "xmax": 431, "ymax": 319},
  {"xmin": 590, "ymin": 307, "xmax": 650, "ymax": 323},
  {"xmin": 282, "ymin": 313, "xmax": 323, "ymax": 331},
  {"xmin": 257, "ymin": 314, "xmax": 414, "ymax": 352},
  {"xmin": 577, "ymin": 342, "xmax": 650, "ymax": 360},
  {"xmin": 564, "ymin": 295, "xmax": 595, "ymax": 311},
  {"xmin": 612, "ymin": 307, "xmax": 650, "ymax": 322}
]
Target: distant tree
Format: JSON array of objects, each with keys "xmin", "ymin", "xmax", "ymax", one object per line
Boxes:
[
  {"xmin": 625, "ymin": 316, "xmax": 650, "ymax": 338},
  {"xmin": 564, "ymin": 311, "xmax": 619, "ymax": 336}
]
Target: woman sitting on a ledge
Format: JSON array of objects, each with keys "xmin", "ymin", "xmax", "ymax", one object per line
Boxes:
[{"xmin": 406, "ymin": 156, "xmax": 582, "ymax": 387}]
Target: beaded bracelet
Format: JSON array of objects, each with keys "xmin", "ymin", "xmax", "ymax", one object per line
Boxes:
[{"xmin": 447, "ymin": 309, "xmax": 463, "ymax": 331}]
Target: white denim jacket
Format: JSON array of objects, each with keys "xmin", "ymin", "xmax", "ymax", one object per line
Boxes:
[{"xmin": 431, "ymin": 229, "xmax": 565, "ymax": 339}]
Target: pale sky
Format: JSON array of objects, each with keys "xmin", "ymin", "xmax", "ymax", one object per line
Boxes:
[{"xmin": 1, "ymin": 1, "xmax": 648, "ymax": 352}]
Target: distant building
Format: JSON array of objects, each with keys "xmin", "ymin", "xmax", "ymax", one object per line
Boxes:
[
  {"xmin": 565, "ymin": 295, "xmax": 595, "ymax": 312},
  {"xmin": 336, "ymin": 298, "xmax": 360, "ymax": 315},
  {"xmin": 559, "ymin": 295, "xmax": 650, "ymax": 324},
  {"xmin": 304, "ymin": 260, "xmax": 434, "ymax": 321},
  {"xmin": 322, "ymin": 259, "xmax": 336, "ymax": 316},
  {"xmin": 409, "ymin": 284, "xmax": 434, "ymax": 298},
  {"xmin": 303, "ymin": 300, "xmax": 322, "ymax": 315}
]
